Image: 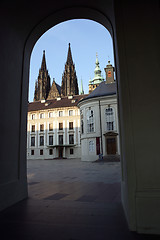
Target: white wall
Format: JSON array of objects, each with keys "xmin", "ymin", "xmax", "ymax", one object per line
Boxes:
[
  {"xmin": 79, "ymin": 95, "xmax": 120, "ymax": 161},
  {"xmin": 27, "ymin": 106, "xmax": 81, "ymax": 159}
]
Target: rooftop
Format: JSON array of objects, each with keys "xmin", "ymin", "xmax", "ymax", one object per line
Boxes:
[
  {"xmin": 28, "ymin": 94, "xmax": 88, "ymax": 112},
  {"xmin": 81, "ymin": 81, "xmax": 117, "ymax": 102}
]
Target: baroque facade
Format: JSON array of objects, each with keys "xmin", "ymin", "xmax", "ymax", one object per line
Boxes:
[
  {"xmin": 78, "ymin": 60, "xmax": 120, "ymax": 161},
  {"xmin": 78, "ymin": 81, "xmax": 120, "ymax": 161},
  {"xmin": 27, "ymin": 95, "xmax": 87, "ymax": 159}
]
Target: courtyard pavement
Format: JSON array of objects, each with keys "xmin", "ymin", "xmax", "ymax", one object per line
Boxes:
[{"xmin": 0, "ymin": 158, "xmax": 159, "ymax": 240}]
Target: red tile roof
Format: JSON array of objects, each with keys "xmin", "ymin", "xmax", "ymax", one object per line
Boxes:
[{"xmin": 28, "ymin": 94, "xmax": 88, "ymax": 112}]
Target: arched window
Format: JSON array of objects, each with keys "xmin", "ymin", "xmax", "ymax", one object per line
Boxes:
[
  {"xmin": 87, "ymin": 109, "xmax": 95, "ymax": 133},
  {"xmin": 105, "ymin": 107, "xmax": 115, "ymax": 131},
  {"xmin": 80, "ymin": 110, "xmax": 84, "ymax": 134}
]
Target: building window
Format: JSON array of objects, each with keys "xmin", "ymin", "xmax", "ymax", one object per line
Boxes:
[
  {"xmin": 108, "ymin": 71, "xmax": 112, "ymax": 78},
  {"xmin": 49, "ymin": 135, "xmax": 53, "ymax": 145},
  {"xmin": 59, "ymin": 122, "xmax": 63, "ymax": 130},
  {"xmin": 59, "ymin": 135, "xmax": 63, "ymax": 145},
  {"xmin": 40, "ymin": 124, "xmax": 44, "ymax": 132},
  {"xmin": 59, "ymin": 111, "xmax": 63, "ymax": 117},
  {"xmin": 89, "ymin": 140, "xmax": 94, "ymax": 152},
  {"xmin": 40, "ymin": 113, "xmax": 44, "ymax": 119},
  {"xmin": 40, "ymin": 136, "xmax": 44, "ymax": 146},
  {"xmin": 80, "ymin": 110, "xmax": 84, "ymax": 134},
  {"xmin": 87, "ymin": 109, "xmax": 95, "ymax": 133},
  {"xmin": 49, "ymin": 149, "xmax": 53, "ymax": 155},
  {"xmin": 81, "ymin": 120, "xmax": 84, "ymax": 134},
  {"xmin": 69, "ymin": 122, "xmax": 73, "ymax": 130},
  {"xmin": 69, "ymin": 134, "xmax": 74, "ymax": 144},
  {"xmin": 31, "ymin": 125, "xmax": 35, "ymax": 132},
  {"xmin": 31, "ymin": 150, "xmax": 34, "ymax": 155},
  {"xmin": 107, "ymin": 122, "xmax": 114, "ymax": 131},
  {"xmin": 49, "ymin": 112, "xmax": 53, "ymax": 118},
  {"xmin": 31, "ymin": 137, "xmax": 35, "ymax": 146},
  {"xmin": 40, "ymin": 149, "xmax": 43, "ymax": 155},
  {"xmin": 49, "ymin": 123, "xmax": 53, "ymax": 131},
  {"xmin": 105, "ymin": 107, "xmax": 115, "ymax": 131},
  {"xmin": 31, "ymin": 114, "xmax": 35, "ymax": 120},
  {"xmin": 69, "ymin": 110, "xmax": 73, "ymax": 116},
  {"xmin": 70, "ymin": 148, "xmax": 74, "ymax": 155}
]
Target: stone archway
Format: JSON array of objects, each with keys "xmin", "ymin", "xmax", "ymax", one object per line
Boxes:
[{"xmin": 1, "ymin": 2, "xmax": 159, "ymax": 235}]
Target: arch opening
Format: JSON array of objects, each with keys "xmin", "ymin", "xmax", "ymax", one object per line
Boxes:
[{"xmin": 26, "ymin": 17, "xmax": 122, "ymax": 237}]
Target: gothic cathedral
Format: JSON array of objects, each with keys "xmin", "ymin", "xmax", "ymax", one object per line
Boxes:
[{"xmin": 34, "ymin": 43, "xmax": 79, "ymax": 101}]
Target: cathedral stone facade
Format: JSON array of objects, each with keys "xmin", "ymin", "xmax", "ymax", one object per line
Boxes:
[
  {"xmin": 34, "ymin": 50, "xmax": 51, "ymax": 101},
  {"xmin": 34, "ymin": 43, "xmax": 79, "ymax": 101}
]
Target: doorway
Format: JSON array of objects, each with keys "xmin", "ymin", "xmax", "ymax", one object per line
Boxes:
[
  {"xmin": 106, "ymin": 137, "xmax": 116, "ymax": 155},
  {"xmin": 58, "ymin": 147, "xmax": 63, "ymax": 158}
]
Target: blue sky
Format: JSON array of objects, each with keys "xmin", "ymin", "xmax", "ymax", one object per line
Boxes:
[{"xmin": 29, "ymin": 19, "xmax": 114, "ymax": 102}]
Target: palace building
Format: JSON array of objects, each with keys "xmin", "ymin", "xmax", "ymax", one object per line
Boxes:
[
  {"xmin": 27, "ymin": 44, "xmax": 119, "ymax": 160},
  {"xmin": 27, "ymin": 94, "xmax": 87, "ymax": 159},
  {"xmin": 78, "ymin": 61, "xmax": 120, "ymax": 161}
]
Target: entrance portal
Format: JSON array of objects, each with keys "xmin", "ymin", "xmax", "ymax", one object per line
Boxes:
[
  {"xmin": 58, "ymin": 147, "xmax": 63, "ymax": 158},
  {"xmin": 106, "ymin": 138, "xmax": 116, "ymax": 155}
]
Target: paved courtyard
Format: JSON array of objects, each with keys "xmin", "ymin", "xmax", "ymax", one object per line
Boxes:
[
  {"xmin": 0, "ymin": 158, "xmax": 159, "ymax": 240},
  {"xmin": 27, "ymin": 158, "xmax": 121, "ymax": 203}
]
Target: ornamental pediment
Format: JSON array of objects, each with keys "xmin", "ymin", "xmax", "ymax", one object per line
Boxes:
[{"xmin": 103, "ymin": 131, "xmax": 118, "ymax": 136}]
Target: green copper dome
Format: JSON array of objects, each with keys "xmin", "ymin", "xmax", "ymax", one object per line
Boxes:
[{"xmin": 92, "ymin": 54, "xmax": 104, "ymax": 84}]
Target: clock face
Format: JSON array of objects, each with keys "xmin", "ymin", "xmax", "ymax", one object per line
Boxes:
[{"xmin": 108, "ymin": 71, "xmax": 111, "ymax": 78}]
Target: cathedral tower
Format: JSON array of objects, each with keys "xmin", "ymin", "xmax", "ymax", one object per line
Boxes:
[
  {"xmin": 34, "ymin": 50, "xmax": 51, "ymax": 101},
  {"xmin": 61, "ymin": 43, "xmax": 79, "ymax": 96}
]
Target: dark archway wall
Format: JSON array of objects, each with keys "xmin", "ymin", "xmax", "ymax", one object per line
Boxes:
[{"xmin": 0, "ymin": 0, "xmax": 160, "ymax": 235}]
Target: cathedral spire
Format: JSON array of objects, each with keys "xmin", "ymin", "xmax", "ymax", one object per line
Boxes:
[
  {"xmin": 61, "ymin": 43, "xmax": 79, "ymax": 96},
  {"xmin": 80, "ymin": 78, "xmax": 84, "ymax": 95},
  {"xmin": 40, "ymin": 50, "xmax": 47, "ymax": 71},
  {"xmin": 67, "ymin": 43, "xmax": 73, "ymax": 64},
  {"xmin": 34, "ymin": 50, "xmax": 51, "ymax": 101}
]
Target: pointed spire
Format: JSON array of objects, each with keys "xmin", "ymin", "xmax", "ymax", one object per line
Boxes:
[
  {"xmin": 40, "ymin": 50, "xmax": 47, "ymax": 71},
  {"xmin": 80, "ymin": 78, "xmax": 84, "ymax": 95},
  {"xmin": 61, "ymin": 43, "xmax": 79, "ymax": 96},
  {"xmin": 96, "ymin": 52, "xmax": 99, "ymax": 64},
  {"xmin": 67, "ymin": 43, "xmax": 73, "ymax": 64},
  {"xmin": 34, "ymin": 50, "xmax": 51, "ymax": 101}
]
